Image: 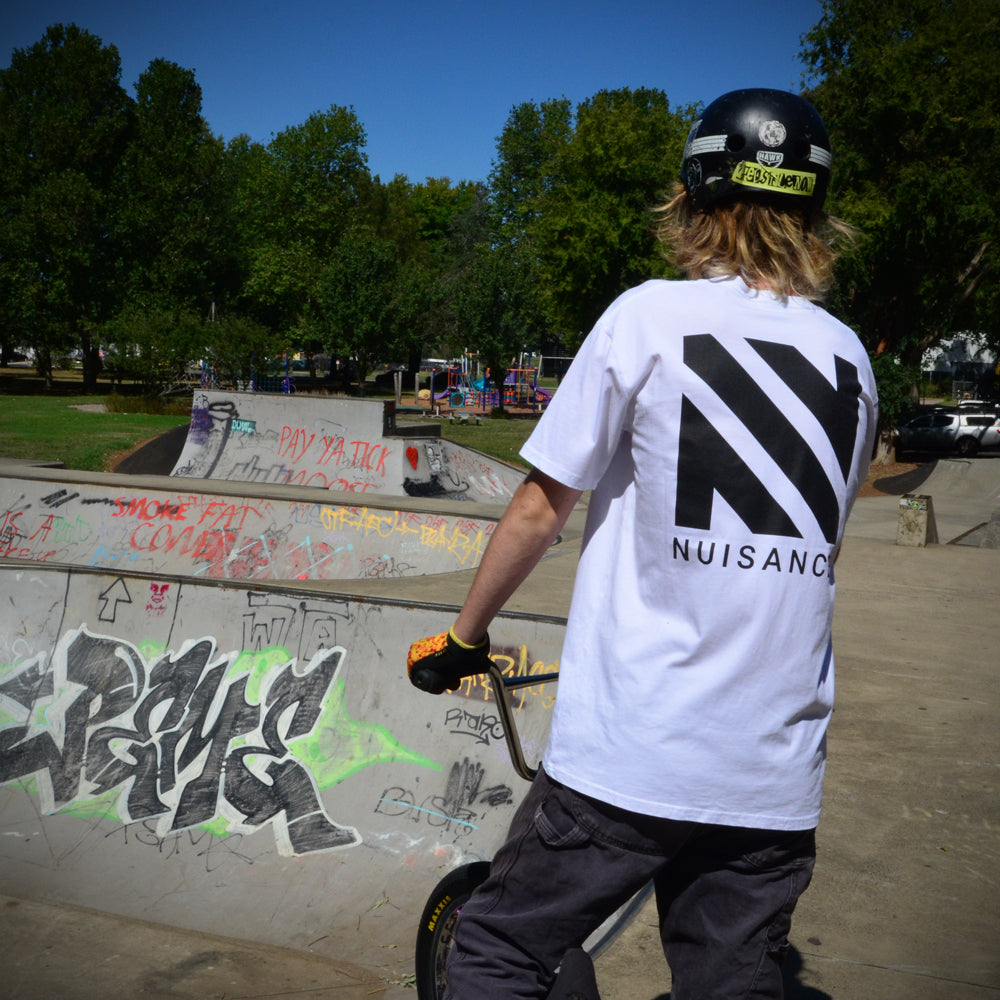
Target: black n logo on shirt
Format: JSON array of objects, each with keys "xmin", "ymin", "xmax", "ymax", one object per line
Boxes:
[{"xmin": 675, "ymin": 335, "xmax": 862, "ymax": 544}]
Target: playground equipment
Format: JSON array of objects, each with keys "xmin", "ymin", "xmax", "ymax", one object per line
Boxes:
[
  {"xmin": 473, "ymin": 368, "xmax": 552, "ymax": 412},
  {"xmin": 424, "ymin": 361, "xmax": 553, "ymax": 414},
  {"xmin": 432, "ymin": 366, "xmax": 476, "ymax": 408}
]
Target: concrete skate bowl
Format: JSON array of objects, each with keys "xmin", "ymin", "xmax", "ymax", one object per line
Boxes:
[
  {"xmin": 0, "ymin": 464, "xmax": 503, "ymax": 583},
  {"xmin": 0, "ymin": 394, "xmax": 573, "ymax": 980},
  {"xmin": 0, "ymin": 562, "xmax": 564, "ymax": 977},
  {"xmin": 169, "ymin": 390, "xmax": 526, "ymax": 503}
]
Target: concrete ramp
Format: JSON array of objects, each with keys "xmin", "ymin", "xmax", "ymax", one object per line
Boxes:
[
  {"xmin": 918, "ymin": 456, "xmax": 1000, "ymax": 505},
  {"xmin": 0, "ymin": 563, "xmax": 563, "ymax": 976},
  {"xmin": 0, "ymin": 465, "xmax": 500, "ymax": 581},
  {"xmin": 171, "ymin": 391, "xmax": 526, "ymax": 502},
  {"xmin": 905, "ymin": 457, "xmax": 1000, "ymax": 546}
]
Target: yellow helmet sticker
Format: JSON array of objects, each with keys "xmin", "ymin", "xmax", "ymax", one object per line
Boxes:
[{"xmin": 732, "ymin": 161, "xmax": 816, "ymax": 196}]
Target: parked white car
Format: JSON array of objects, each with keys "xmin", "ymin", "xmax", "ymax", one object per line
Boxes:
[{"xmin": 897, "ymin": 406, "xmax": 1000, "ymax": 457}]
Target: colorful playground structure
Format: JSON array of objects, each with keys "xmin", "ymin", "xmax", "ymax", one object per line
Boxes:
[{"xmin": 431, "ymin": 365, "xmax": 552, "ymax": 412}]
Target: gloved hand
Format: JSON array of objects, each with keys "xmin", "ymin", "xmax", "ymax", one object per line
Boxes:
[{"xmin": 407, "ymin": 627, "xmax": 492, "ymax": 694}]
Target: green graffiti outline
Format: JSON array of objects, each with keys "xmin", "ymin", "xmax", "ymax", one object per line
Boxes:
[{"xmin": 0, "ymin": 644, "xmax": 440, "ymax": 837}]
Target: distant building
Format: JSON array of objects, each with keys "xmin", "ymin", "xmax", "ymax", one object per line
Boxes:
[{"xmin": 923, "ymin": 334, "xmax": 998, "ymax": 400}]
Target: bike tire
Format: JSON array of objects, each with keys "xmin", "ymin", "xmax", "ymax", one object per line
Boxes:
[
  {"xmin": 414, "ymin": 863, "xmax": 653, "ymax": 1000},
  {"xmin": 415, "ymin": 861, "xmax": 492, "ymax": 1000}
]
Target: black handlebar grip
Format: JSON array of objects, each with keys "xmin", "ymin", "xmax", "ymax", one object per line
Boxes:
[{"xmin": 409, "ymin": 665, "xmax": 452, "ymax": 694}]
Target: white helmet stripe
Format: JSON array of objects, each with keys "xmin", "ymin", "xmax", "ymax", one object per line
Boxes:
[
  {"xmin": 809, "ymin": 145, "xmax": 833, "ymax": 168},
  {"xmin": 688, "ymin": 135, "xmax": 728, "ymax": 155}
]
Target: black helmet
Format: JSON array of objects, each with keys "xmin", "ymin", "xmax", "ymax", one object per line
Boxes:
[{"xmin": 680, "ymin": 88, "xmax": 832, "ymax": 212}]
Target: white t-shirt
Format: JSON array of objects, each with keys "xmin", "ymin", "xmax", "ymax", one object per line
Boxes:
[{"xmin": 521, "ymin": 277, "xmax": 878, "ymax": 830}]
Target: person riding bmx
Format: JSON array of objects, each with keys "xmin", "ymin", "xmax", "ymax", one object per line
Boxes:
[{"xmin": 408, "ymin": 88, "xmax": 878, "ymax": 1000}]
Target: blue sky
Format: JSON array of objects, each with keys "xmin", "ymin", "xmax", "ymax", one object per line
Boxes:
[{"xmin": 3, "ymin": 0, "xmax": 825, "ymax": 184}]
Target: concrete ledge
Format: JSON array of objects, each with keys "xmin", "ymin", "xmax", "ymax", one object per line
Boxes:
[
  {"xmin": 0, "ymin": 459, "xmax": 510, "ymax": 521},
  {"xmin": 0, "ymin": 457, "xmax": 66, "ymax": 469}
]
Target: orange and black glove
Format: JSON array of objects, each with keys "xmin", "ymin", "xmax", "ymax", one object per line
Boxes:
[{"xmin": 407, "ymin": 627, "xmax": 492, "ymax": 694}]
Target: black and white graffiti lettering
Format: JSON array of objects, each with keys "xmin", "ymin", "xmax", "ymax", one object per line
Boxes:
[
  {"xmin": 0, "ymin": 627, "xmax": 360, "ymax": 856},
  {"xmin": 444, "ymin": 706, "xmax": 505, "ymax": 746}
]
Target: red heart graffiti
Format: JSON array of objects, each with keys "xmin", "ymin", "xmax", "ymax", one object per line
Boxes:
[{"xmin": 406, "ymin": 446, "xmax": 418, "ymax": 469}]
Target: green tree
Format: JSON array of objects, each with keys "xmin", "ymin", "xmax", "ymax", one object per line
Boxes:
[
  {"xmin": 490, "ymin": 99, "xmax": 573, "ymax": 233},
  {"xmin": 373, "ymin": 175, "xmax": 485, "ymax": 372},
  {"xmin": 268, "ymin": 106, "xmax": 369, "ymax": 246},
  {"xmin": 111, "ymin": 59, "xmax": 227, "ymax": 315},
  {"xmin": 103, "ymin": 307, "xmax": 206, "ymax": 394},
  {"xmin": 313, "ymin": 227, "xmax": 398, "ymax": 391},
  {"xmin": 0, "ymin": 23, "xmax": 132, "ymax": 389},
  {"xmin": 539, "ymin": 88, "xmax": 693, "ymax": 340},
  {"xmin": 229, "ymin": 106, "xmax": 370, "ymax": 352},
  {"xmin": 453, "ymin": 234, "xmax": 543, "ymax": 413},
  {"xmin": 490, "ymin": 89, "xmax": 695, "ymax": 346},
  {"xmin": 207, "ymin": 313, "xmax": 281, "ymax": 389},
  {"xmin": 103, "ymin": 305, "xmax": 279, "ymax": 396},
  {"xmin": 801, "ymin": 0, "xmax": 1000, "ymax": 367}
]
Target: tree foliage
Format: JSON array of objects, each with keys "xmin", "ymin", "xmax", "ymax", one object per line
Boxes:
[
  {"xmin": 314, "ymin": 227, "xmax": 398, "ymax": 390},
  {"xmin": 801, "ymin": 0, "xmax": 1000, "ymax": 364},
  {"xmin": 111, "ymin": 59, "xmax": 227, "ymax": 314},
  {"xmin": 0, "ymin": 25, "xmax": 734, "ymax": 398},
  {"xmin": 230, "ymin": 106, "xmax": 369, "ymax": 343},
  {"xmin": 490, "ymin": 88, "xmax": 694, "ymax": 345},
  {"xmin": 453, "ymin": 240, "xmax": 542, "ymax": 411},
  {"xmin": 0, "ymin": 24, "xmax": 131, "ymax": 387}
]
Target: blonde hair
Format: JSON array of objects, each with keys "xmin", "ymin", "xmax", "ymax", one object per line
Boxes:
[{"xmin": 654, "ymin": 184, "xmax": 853, "ymax": 303}]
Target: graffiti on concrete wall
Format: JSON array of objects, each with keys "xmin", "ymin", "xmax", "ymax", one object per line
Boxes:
[
  {"xmin": 374, "ymin": 757, "xmax": 514, "ymax": 839},
  {"xmin": 173, "ymin": 394, "xmax": 395, "ymax": 492},
  {"xmin": 0, "ymin": 479, "xmax": 493, "ymax": 579},
  {"xmin": 403, "ymin": 440, "xmax": 520, "ymax": 502},
  {"xmin": 439, "ymin": 441, "xmax": 522, "ymax": 502},
  {"xmin": 99, "ymin": 387, "xmax": 530, "ymax": 511},
  {"xmin": 0, "ymin": 590, "xmax": 440, "ymax": 856},
  {"xmin": 451, "ymin": 643, "xmax": 559, "ymax": 711}
]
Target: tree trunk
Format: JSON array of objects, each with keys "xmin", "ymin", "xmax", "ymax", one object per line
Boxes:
[
  {"xmin": 82, "ymin": 344, "xmax": 102, "ymax": 393},
  {"xmin": 872, "ymin": 428, "xmax": 897, "ymax": 466},
  {"xmin": 487, "ymin": 359, "xmax": 508, "ymax": 414},
  {"xmin": 36, "ymin": 346, "xmax": 54, "ymax": 391}
]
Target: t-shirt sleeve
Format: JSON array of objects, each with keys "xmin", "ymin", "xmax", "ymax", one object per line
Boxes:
[{"xmin": 520, "ymin": 307, "xmax": 636, "ymax": 491}]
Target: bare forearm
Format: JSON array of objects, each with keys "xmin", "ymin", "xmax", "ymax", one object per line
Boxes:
[{"xmin": 452, "ymin": 469, "xmax": 582, "ymax": 644}]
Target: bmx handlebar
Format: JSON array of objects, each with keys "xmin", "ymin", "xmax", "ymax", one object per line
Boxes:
[
  {"xmin": 411, "ymin": 655, "xmax": 557, "ymax": 781},
  {"xmin": 489, "ymin": 661, "xmax": 558, "ymax": 782}
]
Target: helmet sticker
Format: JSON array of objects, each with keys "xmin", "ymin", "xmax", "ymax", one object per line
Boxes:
[
  {"xmin": 686, "ymin": 158, "xmax": 703, "ymax": 191},
  {"xmin": 757, "ymin": 151, "xmax": 784, "ymax": 167},
  {"xmin": 758, "ymin": 120, "xmax": 787, "ymax": 147},
  {"xmin": 732, "ymin": 160, "xmax": 815, "ymax": 196}
]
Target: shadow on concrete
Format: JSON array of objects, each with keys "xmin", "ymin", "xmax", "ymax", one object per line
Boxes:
[
  {"xmin": 112, "ymin": 423, "xmax": 188, "ymax": 475},
  {"xmin": 872, "ymin": 460, "xmax": 935, "ymax": 495},
  {"xmin": 640, "ymin": 946, "xmax": 832, "ymax": 1000},
  {"xmin": 782, "ymin": 946, "xmax": 834, "ymax": 999}
]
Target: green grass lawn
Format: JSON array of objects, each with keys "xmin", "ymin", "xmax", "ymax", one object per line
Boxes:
[
  {"xmin": 0, "ymin": 377, "xmax": 540, "ymax": 473},
  {"xmin": 430, "ymin": 414, "xmax": 537, "ymax": 469},
  {"xmin": 0, "ymin": 394, "xmax": 192, "ymax": 471}
]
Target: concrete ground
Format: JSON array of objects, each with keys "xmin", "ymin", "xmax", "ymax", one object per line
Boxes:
[{"xmin": 2, "ymin": 456, "xmax": 998, "ymax": 999}]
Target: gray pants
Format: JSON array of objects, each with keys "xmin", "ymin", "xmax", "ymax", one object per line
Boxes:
[{"xmin": 444, "ymin": 766, "xmax": 815, "ymax": 1000}]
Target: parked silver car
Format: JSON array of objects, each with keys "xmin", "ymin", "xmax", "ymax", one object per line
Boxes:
[{"xmin": 896, "ymin": 407, "xmax": 1000, "ymax": 457}]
